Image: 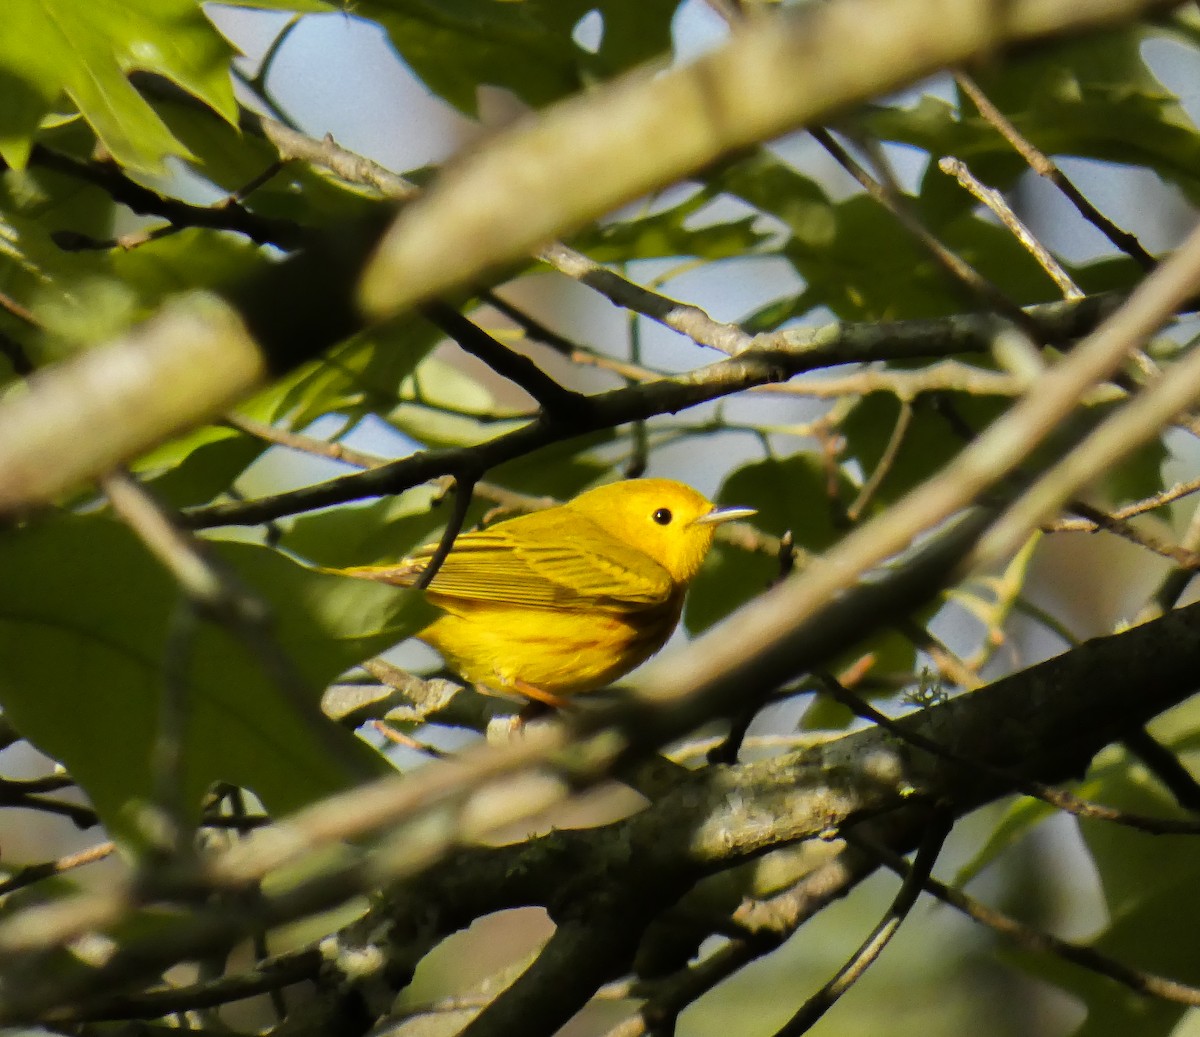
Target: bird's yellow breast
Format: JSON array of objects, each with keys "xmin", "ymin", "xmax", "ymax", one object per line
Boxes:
[{"xmin": 421, "ymin": 591, "xmax": 684, "ymax": 695}]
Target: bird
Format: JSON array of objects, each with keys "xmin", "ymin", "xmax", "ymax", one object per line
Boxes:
[{"xmin": 334, "ymin": 478, "xmax": 755, "ymax": 706}]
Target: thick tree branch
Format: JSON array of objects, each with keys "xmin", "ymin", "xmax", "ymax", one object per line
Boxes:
[{"xmin": 10, "ymin": 512, "xmax": 1200, "ymax": 1026}]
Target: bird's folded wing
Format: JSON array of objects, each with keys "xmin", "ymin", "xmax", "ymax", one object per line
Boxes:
[{"xmin": 417, "ymin": 514, "xmax": 674, "ymax": 610}]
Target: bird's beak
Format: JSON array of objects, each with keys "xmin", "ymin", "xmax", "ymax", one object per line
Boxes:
[{"xmin": 692, "ymin": 505, "xmax": 756, "ymax": 526}]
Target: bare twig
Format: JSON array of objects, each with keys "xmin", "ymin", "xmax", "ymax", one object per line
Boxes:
[
  {"xmin": 1122, "ymin": 728, "xmax": 1200, "ymax": 813},
  {"xmin": 371, "ymin": 720, "xmax": 449, "ymax": 759},
  {"xmin": 536, "ymin": 242, "xmax": 754, "ymax": 355},
  {"xmin": 418, "ymin": 300, "xmax": 588, "ymax": 417},
  {"xmin": 858, "ymin": 832, "xmax": 1200, "ymax": 1007},
  {"xmin": 414, "ymin": 475, "xmax": 478, "ymax": 589},
  {"xmin": 812, "ymin": 128, "xmax": 1040, "ymax": 338},
  {"xmin": 847, "ymin": 399, "xmax": 912, "ymax": 520},
  {"xmin": 977, "ymin": 297, "xmax": 1200, "ymax": 565},
  {"xmin": 77, "ymin": 949, "xmax": 322, "ymax": 1021},
  {"xmin": 0, "ymin": 843, "xmax": 116, "ymax": 899},
  {"xmin": 183, "ymin": 297, "xmax": 1118, "ymax": 531},
  {"xmin": 938, "ymin": 155, "xmax": 1083, "ymax": 300},
  {"xmin": 954, "ymin": 71, "xmax": 1156, "ymax": 271},
  {"xmin": 1049, "ymin": 475, "xmax": 1200, "ymax": 530},
  {"xmin": 0, "ymin": 290, "xmax": 37, "ymax": 327},
  {"xmin": 774, "ymin": 811, "xmax": 952, "ymax": 1034},
  {"xmin": 1051, "ymin": 500, "xmax": 1200, "ymax": 568}
]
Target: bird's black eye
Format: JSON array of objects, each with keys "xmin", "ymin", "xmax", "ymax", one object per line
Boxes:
[{"xmin": 653, "ymin": 508, "xmax": 673, "ymax": 525}]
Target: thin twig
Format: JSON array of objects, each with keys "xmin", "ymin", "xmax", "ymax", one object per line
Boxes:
[
  {"xmin": 938, "ymin": 155, "xmax": 1083, "ymax": 300},
  {"xmin": 482, "ymin": 290, "xmax": 584, "ymax": 357},
  {"xmin": 0, "ymin": 843, "xmax": 116, "ymax": 899},
  {"xmin": 0, "ymin": 290, "xmax": 37, "ymax": 326},
  {"xmin": 847, "ymin": 399, "xmax": 912, "ymax": 520},
  {"xmin": 99, "ymin": 469, "xmax": 375, "ymax": 789},
  {"xmin": 153, "ymin": 602, "xmax": 200, "ymax": 851},
  {"xmin": 773, "ymin": 810, "xmax": 952, "ymax": 1034},
  {"xmin": 414, "ymin": 475, "xmax": 478, "ymax": 589},
  {"xmin": 418, "ymin": 300, "xmax": 588, "ymax": 418},
  {"xmin": 1048, "ymin": 475, "xmax": 1200, "ymax": 530},
  {"xmin": 536, "ymin": 242, "xmax": 755, "ymax": 355},
  {"xmin": 812, "ymin": 128, "xmax": 1041, "ymax": 340},
  {"xmin": 1053, "ymin": 500, "xmax": 1200, "ymax": 568},
  {"xmin": 183, "ymin": 297, "xmax": 1116, "ymax": 532},
  {"xmin": 0, "ymin": 790, "xmax": 97, "ymax": 828},
  {"xmin": 371, "ymin": 720, "xmax": 449, "ymax": 759},
  {"xmin": 225, "ymin": 414, "xmax": 386, "ymax": 470},
  {"xmin": 76, "ymin": 949, "xmax": 322, "ymax": 1021},
  {"xmin": 857, "ymin": 831, "xmax": 1200, "ymax": 1007},
  {"xmin": 1122, "ymin": 728, "xmax": 1200, "ymax": 813},
  {"xmin": 30, "ymin": 145, "xmax": 305, "ymax": 250},
  {"xmin": 954, "ymin": 71, "xmax": 1156, "ymax": 271},
  {"xmin": 977, "ymin": 318, "xmax": 1200, "ymax": 566}
]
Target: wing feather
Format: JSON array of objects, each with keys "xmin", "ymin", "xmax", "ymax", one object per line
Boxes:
[{"xmin": 413, "ymin": 512, "xmax": 673, "ymax": 610}]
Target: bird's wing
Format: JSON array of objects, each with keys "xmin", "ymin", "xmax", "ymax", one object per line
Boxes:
[{"xmin": 415, "ymin": 512, "xmax": 674, "ymax": 610}]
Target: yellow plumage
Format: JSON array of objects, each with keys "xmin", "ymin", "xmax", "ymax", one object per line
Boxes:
[{"xmin": 337, "ymin": 479, "xmax": 753, "ymax": 704}]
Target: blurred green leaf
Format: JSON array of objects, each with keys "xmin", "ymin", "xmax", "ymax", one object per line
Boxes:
[
  {"xmin": 685, "ymin": 455, "xmax": 852, "ymax": 634},
  {"xmin": 270, "ymin": 314, "xmax": 445, "ymax": 428},
  {"xmin": 1002, "ymin": 744, "xmax": 1200, "ymax": 1035},
  {"xmin": 359, "ymin": 0, "xmax": 679, "ymax": 116},
  {"xmin": 209, "ymin": 0, "xmax": 335, "ymax": 10},
  {"xmin": 0, "ymin": 515, "xmax": 434, "ymax": 843},
  {"xmin": 281, "ymin": 483, "xmax": 451, "ymax": 568},
  {"xmin": 388, "ymin": 355, "xmax": 523, "ymax": 450},
  {"xmin": 953, "ymin": 795, "xmax": 1058, "ymax": 888},
  {"xmin": 112, "ymin": 228, "xmax": 269, "ymax": 305},
  {"xmin": 135, "ymin": 427, "xmax": 268, "ymax": 508},
  {"xmin": 866, "ymin": 26, "xmax": 1200, "ymax": 205},
  {"xmin": 841, "ymin": 394, "xmax": 1006, "ymax": 509},
  {"xmin": 574, "ymin": 189, "xmax": 771, "ymax": 262},
  {"xmin": 707, "ymin": 149, "xmax": 836, "ymax": 249},
  {"xmin": 0, "ymin": 0, "xmax": 237, "ymax": 173},
  {"xmin": 784, "ymin": 195, "xmax": 1071, "ymax": 321},
  {"xmin": 1096, "ymin": 421, "xmax": 1167, "ymax": 507},
  {"xmin": 493, "ymin": 431, "xmax": 617, "ymax": 500}
]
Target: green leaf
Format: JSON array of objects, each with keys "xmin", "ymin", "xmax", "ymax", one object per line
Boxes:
[
  {"xmin": 281, "ymin": 483, "xmax": 452, "ymax": 568},
  {"xmin": 1095, "ymin": 422, "xmax": 1167, "ymax": 507},
  {"xmin": 572, "ymin": 188, "xmax": 771, "ymax": 262},
  {"xmin": 685, "ymin": 455, "xmax": 853, "ymax": 635},
  {"xmin": 154, "ymin": 91, "xmax": 386, "ymax": 226},
  {"xmin": 134, "ymin": 425, "xmax": 269, "ymax": 508},
  {"xmin": 1001, "ymin": 744, "xmax": 1200, "ymax": 1035},
  {"xmin": 784, "ymin": 194, "xmax": 1073, "ymax": 320},
  {"xmin": 491, "ymin": 431, "xmax": 615, "ymax": 499},
  {"xmin": 952, "ymin": 795, "xmax": 1058, "ymax": 887},
  {"xmin": 707, "ymin": 150, "xmax": 836, "ymax": 249},
  {"xmin": 865, "ymin": 26, "xmax": 1200, "ymax": 207},
  {"xmin": 359, "ymin": 0, "xmax": 679, "ymax": 115},
  {"xmin": 209, "ymin": 0, "xmax": 336, "ymax": 10},
  {"xmin": 111, "ymin": 228, "xmax": 269, "ymax": 306},
  {"xmin": 0, "ymin": 515, "xmax": 434, "ymax": 844},
  {"xmin": 387, "ymin": 355, "xmax": 523, "ymax": 450},
  {"xmin": 0, "ymin": 162, "xmax": 123, "ymax": 348},
  {"xmin": 0, "ymin": 0, "xmax": 238, "ymax": 173},
  {"xmin": 270, "ymin": 313, "xmax": 445, "ymax": 428},
  {"xmin": 841, "ymin": 394, "xmax": 1006, "ymax": 509}
]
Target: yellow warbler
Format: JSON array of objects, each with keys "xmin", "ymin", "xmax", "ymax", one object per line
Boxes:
[{"xmin": 337, "ymin": 479, "xmax": 754, "ymax": 705}]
